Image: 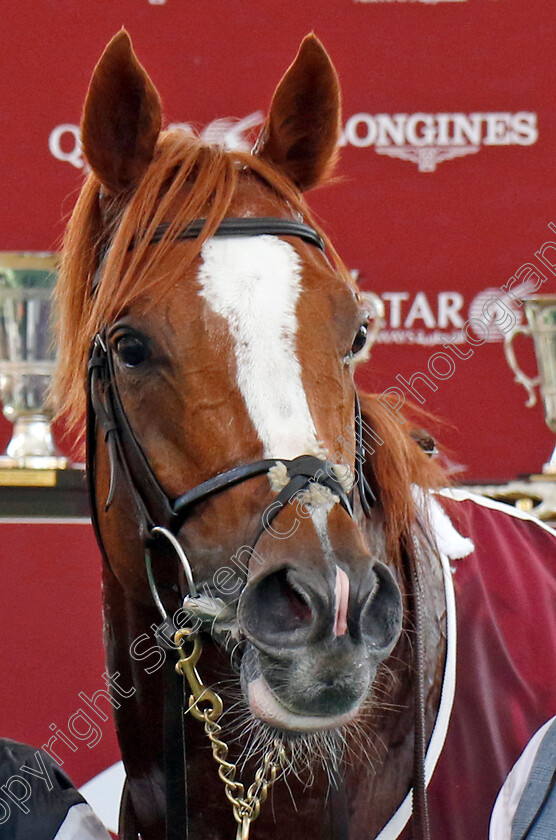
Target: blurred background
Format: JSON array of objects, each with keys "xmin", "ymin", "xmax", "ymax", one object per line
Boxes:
[{"xmin": 1, "ymin": 0, "xmax": 555, "ymax": 480}]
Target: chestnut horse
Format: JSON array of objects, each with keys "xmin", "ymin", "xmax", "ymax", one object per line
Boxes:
[{"xmin": 52, "ymin": 31, "xmax": 522, "ymax": 840}]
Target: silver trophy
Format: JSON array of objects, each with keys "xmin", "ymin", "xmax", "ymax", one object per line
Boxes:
[
  {"xmin": 0, "ymin": 252, "xmax": 67, "ymax": 469},
  {"xmin": 504, "ymin": 295, "xmax": 556, "ymax": 476}
]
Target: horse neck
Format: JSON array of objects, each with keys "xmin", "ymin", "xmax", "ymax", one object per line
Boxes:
[{"xmin": 101, "ymin": 562, "xmax": 167, "ymax": 837}]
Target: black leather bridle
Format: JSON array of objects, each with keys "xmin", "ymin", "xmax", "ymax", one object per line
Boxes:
[
  {"xmin": 86, "ymin": 215, "xmax": 377, "ymax": 840},
  {"xmin": 85, "ymin": 215, "xmax": 430, "ymax": 840}
]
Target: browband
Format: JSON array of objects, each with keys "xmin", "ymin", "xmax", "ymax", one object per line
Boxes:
[
  {"xmin": 148, "ymin": 217, "xmax": 326, "ymax": 250},
  {"xmin": 93, "ymin": 216, "xmax": 325, "ymax": 293}
]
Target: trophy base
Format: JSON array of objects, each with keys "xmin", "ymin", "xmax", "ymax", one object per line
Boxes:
[
  {"xmin": 0, "ymin": 465, "xmax": 89, "ymax": 515},
  {"xmin": 0, "ymin": 453, "xmax": 69, "ymax": 470},
  {"xmin": 467, "ymin": 478, "xmax": 556, "ymax": 523},
  {"xmin": 0, "ymin": 416, "xmax": 69, "ymax": 470}
]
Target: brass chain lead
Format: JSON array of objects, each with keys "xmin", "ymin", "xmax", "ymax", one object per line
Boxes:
[
  {"xmin": 204, "ymin": 713, "xmax": 286, "ymax": 835},
  {"xmin": 174, "ymin": 628, "xmax": 287, "ymax": 840}
]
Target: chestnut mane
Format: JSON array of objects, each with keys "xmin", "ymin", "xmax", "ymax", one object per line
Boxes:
[{"xmin": 53, "ymin": 128, "xmax": 445, "ymax": 563}]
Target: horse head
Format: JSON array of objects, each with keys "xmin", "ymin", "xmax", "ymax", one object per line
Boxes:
[{"xmin": 53, "ymin": 30, "xmax": 445, "ymax": 839}]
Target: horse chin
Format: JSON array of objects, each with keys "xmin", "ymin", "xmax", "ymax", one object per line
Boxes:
[{"xmin": 247, "ymin": 673, "xmax": 360, "ymax": 734}]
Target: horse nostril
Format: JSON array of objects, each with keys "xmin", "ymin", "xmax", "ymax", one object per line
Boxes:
[
  {"xmin": 238, "ymin": 567, "xmax": 318, "ymax": 650},
  {"xmin": 360, "ymin": 562, "xmax": 403, "ymax": 654}
]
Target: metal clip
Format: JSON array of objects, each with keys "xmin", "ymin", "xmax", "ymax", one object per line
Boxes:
[
  {"xmin": 174, "ymin": 628, "xmax": 223, "ymax": 722},
  {"xmin": 237, "ymin": 815, "xmax": 250, "ymax": 840}
]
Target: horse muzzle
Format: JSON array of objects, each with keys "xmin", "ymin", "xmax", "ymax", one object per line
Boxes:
[{"xmin": 237, "ymin": 559, "xmax": 402, "ymax": 732}]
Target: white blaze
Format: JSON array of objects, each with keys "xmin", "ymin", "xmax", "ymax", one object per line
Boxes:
[{"xmin": 198, "ymin": 236, "xmax": 323, "ymax": 460}]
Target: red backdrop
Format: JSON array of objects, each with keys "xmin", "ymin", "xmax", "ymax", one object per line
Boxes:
[
  {"xmin": 1, "ymin": 0, "xmax": 555, "ymax": 480},
  {"xmin": 0, "ymin": 523, "xmax": 119, "ymax": 789}
]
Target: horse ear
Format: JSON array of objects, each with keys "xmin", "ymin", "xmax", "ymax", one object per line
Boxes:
[
  {"xmin": 81, "ymin": 30, "xmax": 162, "ymax": 194},
  {"xmin": 253, "ymin": 34, "xmax": 341, "ymax": 191}
]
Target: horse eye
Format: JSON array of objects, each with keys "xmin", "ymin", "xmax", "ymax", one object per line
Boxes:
[
  {"xmin": 349, "ymin": 324, "xmax": 368, "ymax": 357},
  {"xmin": 114, "ymin": 334, "xmax": 149, "ymax": 367}
]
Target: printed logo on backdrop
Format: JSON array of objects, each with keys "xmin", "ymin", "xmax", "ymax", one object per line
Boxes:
[
  {"xmin": 48, "ymin": 113, "xmax": 266, "ymax": 170},
  {"xmin": 374, "ymin": 283, "xmax": 531, "ymax": 346},
  {"xmin": 49, "ymin": 110, "xmax": 538, "ymax": 174},
  {"xmin": 340, "ymin": 112, "xmax": 538, "ymax": 171},
  {"xmin": 47, "ymin": 116, "xmax": 543, "ymax": 349}
]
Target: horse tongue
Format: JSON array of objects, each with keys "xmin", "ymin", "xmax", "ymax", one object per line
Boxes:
[{"xmin": 333, "ymin": 566, "xmax": 350, "ymax": 637}]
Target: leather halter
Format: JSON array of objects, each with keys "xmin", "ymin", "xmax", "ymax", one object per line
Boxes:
[{"xmin": 88, "ymin": 330, "xmax": 367, "ymax": 539}]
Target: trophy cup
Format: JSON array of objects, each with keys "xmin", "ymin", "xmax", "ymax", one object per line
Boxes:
[
  {"xmin": 455, "ymin": 295, "xmax": 556, "ymax": 522},
  {"xmin": 0, "ymin": 252, "xmax": 68, "ymax": 470},
  {"xmin": 504, "ymin": 295, "xmax": 556, "ymax": 476}
]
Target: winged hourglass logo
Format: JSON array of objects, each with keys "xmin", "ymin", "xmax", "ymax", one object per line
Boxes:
[{"xmin": 340, "ymin": 111, "xmax": 538, "ymax": 172}]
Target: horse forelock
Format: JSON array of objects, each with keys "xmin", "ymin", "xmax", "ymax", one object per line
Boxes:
[{"xmin": 52, "ymin": 129, "xmax": 348, "ymax": 438}]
